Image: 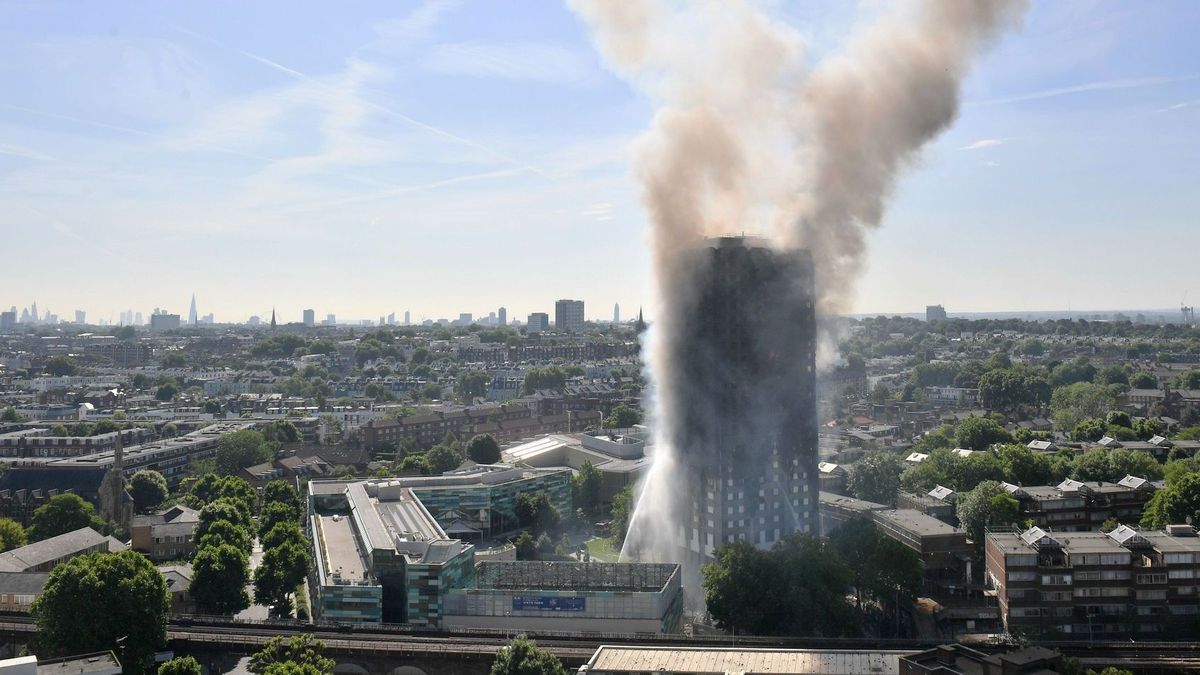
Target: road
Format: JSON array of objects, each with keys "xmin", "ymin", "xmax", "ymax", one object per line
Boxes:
[{"xmin": 233, "ymin": 538, "xmax": 267, "ymax": 621}]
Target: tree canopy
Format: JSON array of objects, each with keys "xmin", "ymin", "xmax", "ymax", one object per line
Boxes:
[
  {"xmin": 702, "ymin": 534, "xmax": 856, "ymax": 637},
  {"xmin": 157, "ymin": 657, "xmax": 202, "ymax": 675},
  {"xmin": 847, "ymin": 452, "xmax": 901, "ymax": 505},
  {"xmin": 489, "ymin": 636, "xmax": 567, "ymax": 675},
  {"xmin": 32, "ymin": 551, "xmax": 168, "ymax": 675},
  {"xmin": 215, "ymin": 430, "xmax": 273, "ymax": 476},
  {"xmin": 466, "ymin": 434, "xmax": 502, "ymax": 465},
  {"xmin": 130, "ymin": 470, "xmax": 169, "ymax": 512},
  {"xmin": 249, "ymin": 635, "xmax": 334, "ymax": 675},
  {"xmin": 190, "ymin": 543, "xmax": 250, "ymax": 615},
  {"xmin": 29, "ymin": 493, "xmax": 106, "ymax": 541}
]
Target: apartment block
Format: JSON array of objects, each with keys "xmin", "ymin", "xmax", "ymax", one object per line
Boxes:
[{"xmin": 987, "ymin": 524, "xmax": 1200, "ymax": 639}]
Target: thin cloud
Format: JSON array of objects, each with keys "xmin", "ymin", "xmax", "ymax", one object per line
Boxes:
[
  {"xmin": 422, "ymin": 42, "xmax": 591, "ymax": 86},
  {"xmin": 1156, "ymin": 100, "xmax": 1200, "ymax": 113},
  {"xmin": 281, "ymin": 168, "xmax": 524, "ymax": 214},
  {"xmin": 972, "ymin": 75, "xmax": 1197, "ymax": 106},
  {"xmin": 370, "ymin": 0, "xmax": 461, "ymax": 50},
  {"xmin": 581, "ymin": 202, "xmax": 613, "ymax": 220},
  {"xmin": 959, "ymin": 137, "xmax": 1015, "ymax": 151},
  {"xmin": 174, "ymin": 25, "xmax": 551, "ymax": 179},
  {"xmin": 1, "ymin": 103, "xmax": 278, "ymax": 163},
  {"xmin": 0, "ymin": 142, "xmax": 55, "ymax": 161},
  {"xmin": 981, "ymin": 161, "xmax": 1000, "ymax": 168}
]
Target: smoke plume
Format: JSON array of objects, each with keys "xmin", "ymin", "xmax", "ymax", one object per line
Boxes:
[{"xmin": 570, "ymin": 0, "xmax": 1027, "ymax": 564}]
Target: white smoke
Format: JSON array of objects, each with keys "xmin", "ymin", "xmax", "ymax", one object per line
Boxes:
[{"xmin": 570, "ymin": 0, "xmax": 1027, "ymax": 565}]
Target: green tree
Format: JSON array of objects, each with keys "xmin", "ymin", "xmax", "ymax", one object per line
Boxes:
[
  {"xmin": 1050, "ymin": 357, "xmax": 1097, "ymax": 388},
  {"xmin": 190, "ymin": 543, "xmax": 251, "ymax": 615},
  {"xmin": 0, "ymin": 517, "xmax": 27, "ymax": 552},
  {"xmin": 261, "ymin": 522, "xmax": 306, "ymax": 552},
  {"xmin": 196, "ymin": 519, "xmax": 252, "ymax": 555},
  {"xmin": 1173, "ymin": 370, "xmax": 1200, "ymax": 389},
  {"xmin": 996, "ymin": 445, "xmax": 1054, "ymax": 486},
  {"xmin": 956, "ymin": 481, "xmax": 1020, "ymax": 545},
  {"xmin": 604, "ymin": 404, "xmax": 643, "ymax": 429},
  {"xmin": 703, "ymin": 534, "xmax": 856, "ymax": 637},
  {"xmin": 455, "ymin": 370, "xmax": 490, "ymax": 401},
  {"xmin": 249, "ymin": 635, "xmax": 334, "ymax": 675},
  {"xmin": 31, "ymin": 551, "xmax": 168, "ymax": 675},
  {"xmin": 259, "ymin": 501, "xmax": 300, "ymax": 538},
  {"xmin": 516, "ymin": 493, "xmax": 559, "ymax": 535},
  {"xmin": 514, "ymin": 531, "xmax": 537, "ymax": 560},
  {"xmin": 490, "ymin": 636, "xmax": 567, "ymax": 675},
  {"xmin": 847, "ymin": 452, "xmax": 902, "ymax": 504},
  {"xmin": 197, "ymin": 497, "xmax": 255, "ymax": 534},
  {"xmin": 610, "ymin": 485, "xmax": 634, "ymax": 545},
  {"xmin": 955, "ymin": 417, "xmax": 1013, "ymax": 451},
  {"xmin": 158, "ymin": 657, "xmax": 202, "ymax": 675},
  {"xmin": 572, "ymin": 461, "xmax": 603, "ymax": 513},
  {"xmin": 426, "ymin": 443, "xmax": 464, "ymax": 474},
  {"xmin": 263, "ymin": 480, "xmax": 301, "ymax": 517},
  {"xmin": 466, "ymin": 434, "xmax": 502, "ymax": 464},
  {"xmin": 253, "ymin": 539, "xmax": 311, "ymax": 613},
  {"xmin": 161, "ymin": 352, "xmax": 187, "ymax": 368},
  {"xmin": 1095, "ymin": 365, "xmax": 1129, "ymax": 387},
  {"xmin": 396, "ymin": 454, "xmax": 430, "ymax": 475},
  {"xmin": 264, "ymin": 420, "xmax": 301, "ymax": 443},
  {"xmin": 129, "ymin": 470, "xmax": 169, "ymax": 512},
  {"xmin": 1130, "ymin": 372, "xmax": 1158, "ymax": 389},
  {"xmin": 29, "ymin": 494, "xmax": 106, "ymax": 541},
  {"xmin": 521, "ymin": 366, "xmax": 567, "ymax": 394},
  {"xmin": 1142, "ymin": 472, "xmax": 1200, "ymax": 528},
  {"xmin": 1051, "ymin": 382, "xmax": 1119, "ymax": 432},
  {"xmin": 155, "ymin": 382, "xmax": 180, "ymax": 402},
  {"xmin": 828, "ymin": 519, "xmax": 922, "ymax": 634},
  {"xmin": 43, "ymin": 356, "xmax": 78, "ymax": 376},
  {"xmin": 215, "ymin": 429, "xmax": 273, "ymax": 475},
  {"xmin": 1, "ymin": 407, "xmax": 25, "ymax": 423}
]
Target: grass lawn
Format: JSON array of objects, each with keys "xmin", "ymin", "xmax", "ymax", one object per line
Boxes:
[{"xmin": 585, "ymin": 536, "xmax": 621, "ymax": 562}]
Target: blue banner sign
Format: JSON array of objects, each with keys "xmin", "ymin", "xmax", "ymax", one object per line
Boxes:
[{"xmin": 512, "ymin": 595, "xmax": 586, "ymax": 612}]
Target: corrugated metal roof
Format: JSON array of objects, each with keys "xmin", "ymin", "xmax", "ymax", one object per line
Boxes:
[{"xmin": 585, "ymin": 646, "xmax": 902, "ymax": 674}]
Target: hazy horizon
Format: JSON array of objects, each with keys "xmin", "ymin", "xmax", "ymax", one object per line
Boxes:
[{"xmin": 3, "ymin": 1, "xmax": 1198, "ymax": 323}]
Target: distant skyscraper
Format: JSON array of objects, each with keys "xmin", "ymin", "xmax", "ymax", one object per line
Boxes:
[
  {"xmin": 498, "ymin": 307, "xmax": 507, "ymax": 326},
  {"xmin": 527, "ymin": 312, "xmax": 550, "ymax": 333},
  {"xmin": 325, "ymin": 313, "xmax": 336, "ymax": 326},
  {"xmin": 404, "ymin": 310, "xmax": 411, "ymax": 326},
  {"xmin": 30, "ymin": 302, "xmax": 38, "ymax": 323},
  {"xmin": 134, "ymin": 311, "xmax": 143, "ymax": 326},
  {"xmin": 188, "ymin": 294, "xmax": 198, "ymax": 325},
  {"xmin": 554, "ymin": 299, "xmax": 585, "ymax": 332},
  {"xmin": 613, "ymin": 303, "xmax": 620, "ymax": 325},
  {"xmin": 457, "ymin": 313, "xmax": 473, "ymax": 326},
  {"xmin": 74, "ymin": 310, "xmax": 86, "ymax": 324},
  {"xmin": 0, "ymin": 311, "xmax": 15, "ymax": 331},
  {"xmin": 150, "ymin": 313, "xmax": 181, "ymax": 330},
  {"xmin": 303, "ymin": 309, "xmax": 315, "ymax": 327},
  {"xmin": 387, "ymin": 312, "xmax": 395, "ymax": 325},
  {"xmin": 926, "ymin": 304, "xmax": 947, "ymax": 322}
]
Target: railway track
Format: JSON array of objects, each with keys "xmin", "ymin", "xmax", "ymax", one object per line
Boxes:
[{"xmin": 7, "ymin": 613, "xmax": 1200, "ymax": 668}]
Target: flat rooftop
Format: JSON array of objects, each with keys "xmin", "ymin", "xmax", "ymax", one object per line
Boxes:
[
  {"xmin": 316, "ymin": 514, "xmax": 369, "ymax": 584},
  {"xmin": 584, "ymin": 646, "xmax": 902, "ymax": 674}
]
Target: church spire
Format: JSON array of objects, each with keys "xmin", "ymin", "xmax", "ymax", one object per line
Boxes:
[{"xmin": 270, "ymin": 307, "xmax": 277, "ymax": 330}]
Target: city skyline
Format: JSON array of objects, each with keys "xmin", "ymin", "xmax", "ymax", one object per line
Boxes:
[{"xmin": 2, "ymin": 2, "xmax": 1198, "ymax": 320}]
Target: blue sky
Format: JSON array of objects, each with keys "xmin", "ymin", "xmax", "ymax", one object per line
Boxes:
[{"xmin": 2, "ymin": 1, "xmax": 1197, "ymax": 324}]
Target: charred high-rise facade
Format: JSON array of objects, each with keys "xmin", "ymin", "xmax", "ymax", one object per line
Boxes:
[{"xmin": 660, "ymin": 236, "xmax": 818, "ymax": 567}]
